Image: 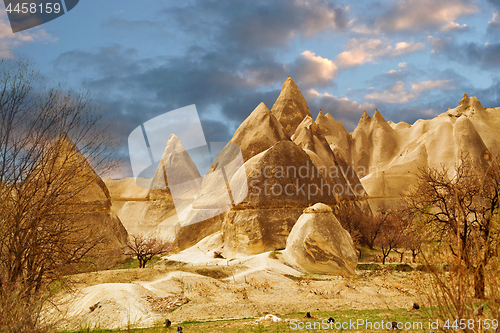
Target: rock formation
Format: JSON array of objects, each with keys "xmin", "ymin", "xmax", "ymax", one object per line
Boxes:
[
  {"xmin": 37, "ymin": 133, "xmax": 128, "ymax": 267},
  {"xmin": 222, "ymin": 140, "xmax": 340, "ymax": 256},
  {"xmin": 105, "ymin": 134, "xmax": 202, "ymax": 236},
  {"xmin": 106, "ymin": 77, "xmax": 368, "ymax": 256},
  {"xmin": 282, "ymin": 203, "xmax": 357, "ymax": 275},
  {"xmin": 271, "ymin": 77, "xmax": 312, "ymax": 138},
  {"xmin": 316, "ymin": 94, "xmax": 500, "ymax": 210},
  {"xmin": 212, "ymin": 102, "xmax": 289, "ymax": 167}
]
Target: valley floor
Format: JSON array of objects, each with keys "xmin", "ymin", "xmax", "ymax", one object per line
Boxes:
[{"xmin": 49, "ymin": 250, "xmax": 428, "ymax": 331}]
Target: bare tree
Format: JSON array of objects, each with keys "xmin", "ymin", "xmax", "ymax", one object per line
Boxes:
[
  {"xmin": 407, "ymin": 155, "xmax": 500, "ymax": 299},
  {"xmin": 124, "ymin": 234, "xmax": 173, "ymax": 268},
  {"xmin": 334, "ymin": 201, "xmax": 387, "ymax": 250},
  {"xmin": 376, "ymin": 213, "xmax": 404, "ymax": 264},
  {"xmin": 0, "ymin": 59, "xmax": 119, "ymax": 331}
]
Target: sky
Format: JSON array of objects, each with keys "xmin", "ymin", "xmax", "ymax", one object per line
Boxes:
[{"xmin": 1, "ymin": 0, "xmax": 499, "ymax": 178}]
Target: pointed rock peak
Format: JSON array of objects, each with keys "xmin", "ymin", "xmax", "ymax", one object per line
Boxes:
[
  {"xmin": 372, "ymin": 109, "xmax": 387, "ymax": 123},
  {"xmin": 315, "ymin": 109, "xmax": 326, "ymax": 123},
  {"xmin": 164, "ymin": 133, "xmax": 186, "ymax": 153},
  {"xmin": 53, "ymin": 132, "xmax": 78, "ymax": 153},
  {"xmin": 358, "ymin": 110, "xmax": 372, "ymax": 125},
  {"xmin": 168, "ymin": 133, "xmax": 180, "ymax": 143},
  {"xmin": 282, "ymin": 76, "xmax": 299, "ymax": 91},
  {"xmin": 469, "ymin": 96, "xmax": 485, "ymax": 113},
  {"xmin": 297, "ymin": 115, "xmax": 315, "ymax": 129},
  {"xmin": 271, "ymin": 77, "xmax": 312, "ymax": 138},
  {"xmin": 449, "ymin": 94, "xmax": 485, "ymax": 117},
  {"xmin": 459, "ymin": 94, "xmax": 470, "ymax": 106},
  {"xmin": 211, "ymin": 101, "xmax": 287, "ymax": 166},
  {"xmin": 325, "ymin": 113, "xmax": 336, "ymax": 122},
  {"xmin": 252, "ymin": 102, "xmax": 271, "ymax": 115}
]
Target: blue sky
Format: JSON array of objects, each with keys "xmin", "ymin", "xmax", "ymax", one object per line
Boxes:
[{"xmin": 1, "ymin": 0, "xmax": 499, "ymax": 177}]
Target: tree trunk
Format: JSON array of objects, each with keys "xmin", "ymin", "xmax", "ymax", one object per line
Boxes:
[{"xmin": 474, "ymin": 264, "xmax": 485, "ymax": 299}]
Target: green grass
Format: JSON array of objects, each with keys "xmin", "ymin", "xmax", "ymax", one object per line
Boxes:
[
  {"xmin": 59, "ymin": 307, "xmax": 430, "ymax": 332},
  {"xmin": 268, "ymin": 250, "xmax": 281, "ymax": 260}
]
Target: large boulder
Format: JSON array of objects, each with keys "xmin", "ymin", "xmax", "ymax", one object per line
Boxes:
[{"xmin": 282, "ymin": 203, "xmax": 357, "ymax": 275}]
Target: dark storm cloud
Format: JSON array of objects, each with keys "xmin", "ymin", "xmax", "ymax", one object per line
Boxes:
[
  {"xmin": 487, "ymin": 0, "xmax": 500, "ymax": 9},
  {"xmin": 53, "ymin": 0, "xmax": 352, "ymax": 149},
  {"xmin": 52, "ymin": 1, "xmax": 404, "ymax": 178},
  {"xmin": 166, "ymin": 0, "xmax": 350, "ymax": 51},
  {"xmin": 430, "ymin": 36, "xmax": 500, "ymax": 68},
  {"xmin": 54, "ymin": 45, "xmax": 142, "ymax": 77}
]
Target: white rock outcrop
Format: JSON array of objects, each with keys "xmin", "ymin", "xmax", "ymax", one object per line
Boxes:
[{"xmin": 283, "ymin": 203, "xmax": 357, "ymax": 275}]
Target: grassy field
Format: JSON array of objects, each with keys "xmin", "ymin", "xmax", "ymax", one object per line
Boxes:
[{"xmin": 60, "ymin": 307, "xmax": 430, "ymax": 333}]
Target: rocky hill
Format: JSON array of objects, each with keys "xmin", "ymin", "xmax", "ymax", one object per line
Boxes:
[
  {"xmin": 319, "ymin": 94, "xmax": 500, "ymax": 208},
  {"xmin": 105, "ymin": 78, "xmax": 500, "ymax": 257},
  {"xmin": 107, "ymin": 77, "xmax": 366, "ymax": 256}
]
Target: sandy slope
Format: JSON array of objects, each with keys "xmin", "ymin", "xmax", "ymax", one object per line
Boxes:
[{"xmin": 52, "ymin": 235, "xmax": 424, "ymax": 330}]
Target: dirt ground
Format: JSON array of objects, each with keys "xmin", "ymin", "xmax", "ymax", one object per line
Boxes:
[{"xmin": 48, "ymin": 249, "xmax": 428, "ymax": 330}]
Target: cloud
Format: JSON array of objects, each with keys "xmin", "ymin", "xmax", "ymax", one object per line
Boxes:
[
  {"xmin": 307, "ymin": 89, "xmax": 375, "ymax": 130},
  {"xmin": 336, "ymin": 38, "xmax": 425, "ymax": 68},
  {"xmin": 487, "ymin": 12, "xmax": 500, "ymax": 36},
  {"xmin": 54, "ymin": 45, "xmax": 141, "ymax": 77},
  {"xmin": 440, "ymin": 21, "xmax": 469, "ymax": 32},
  {"xmin": 167, "ymin": 0, "xmax": 350, "ymax": 51},
  {"xmin": 365, "ymin": 79, "xmax": 454, "ymax": 104},
  {"xmin": 427, "ymin": 36, "xmax": 500, "ymax": 68},
  {"xmin": 374, "ymin": 0, "xmax": 478, "ymax": 32},
  {"xmin": 490, "ymin": 12, "xmax": 500, "ymax": 24},
  {"xmin": 487, "ymin": 0, "xmax": 500, "ymax": 10},
  {"xmin": 0, "ymin": 14, "xmax": 56, "ymax": 58},
  {"xmin": 288, "ymin": 51, "xmax": 338, "ymax": 86},
  {"xmin": 412, "ymin": 79, "xmax": 453, "ymax": 92}
]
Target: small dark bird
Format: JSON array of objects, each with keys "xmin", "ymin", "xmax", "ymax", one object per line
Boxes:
[
  {"xmin": 327, "ymin": 317, "xmax": 335, "ymax": 323},
  {"xmin": 164, "ymin": 319, "xmax": 171, "ymax": 328},
  {"xmin": 392, "ymin": 321, "xmax": 398, "ymax": 329},
  {"xmin": 306, "ymin": 311, "xmax": 311, "ymax": 318},
  {"xmin": 413, "ymin": 302, "xmax": 420, "ymax": 310},
  {"xmin": 177, "ymin": 325, "xmax": 183, "ymax": 332}
]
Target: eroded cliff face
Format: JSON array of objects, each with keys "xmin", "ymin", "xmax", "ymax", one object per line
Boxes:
[
  {"xmin": 317, "ymin": 94, "xmax": 500, "ymax": 210},
  {"xmin": 106, "ymin": 77, "xmax": 366, "ymax": 256}
]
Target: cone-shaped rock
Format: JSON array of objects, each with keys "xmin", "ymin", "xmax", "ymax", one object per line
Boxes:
[
  {"xmin": 34, "ymin": 133, "xmax": 128, "ymax": 268},
  {"xmin": 149, "ymin": 134, "xmax": 201, "ymax": 201},
  {"xmin": 369, "ymin": 109, "xmax": 398, "ymax": 167},
  {"xmin": 316, "ymin": 112, "xmax": 351, "ymax": 147},
  {"xmin": 283, "ymin": 203, "xmax": 357, "ymax": 275},
  {"xmin": 357, "ymin": 110, "xmax": 372, "ymax": 134},
  {"xmin": 271, "ymin": 77, "xmax": 312, "ymax": 138},
  {"xmin": 39, "ymin": 133, "xmax": 112, "ymax": 204},
  {"xmin": 222, "ymin": 140, "xmax": 339, "ymax": 255},
  {"xmin": 211, "ymin": 102, "xmax": 288, "ymax": 174},
  {"xmin": 453, "ymin": 115, "xmax": 490, "ymax": 169},
  {"xmin": 292, "ymin": 116, "xmax": 361, "ymax": 200}
]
